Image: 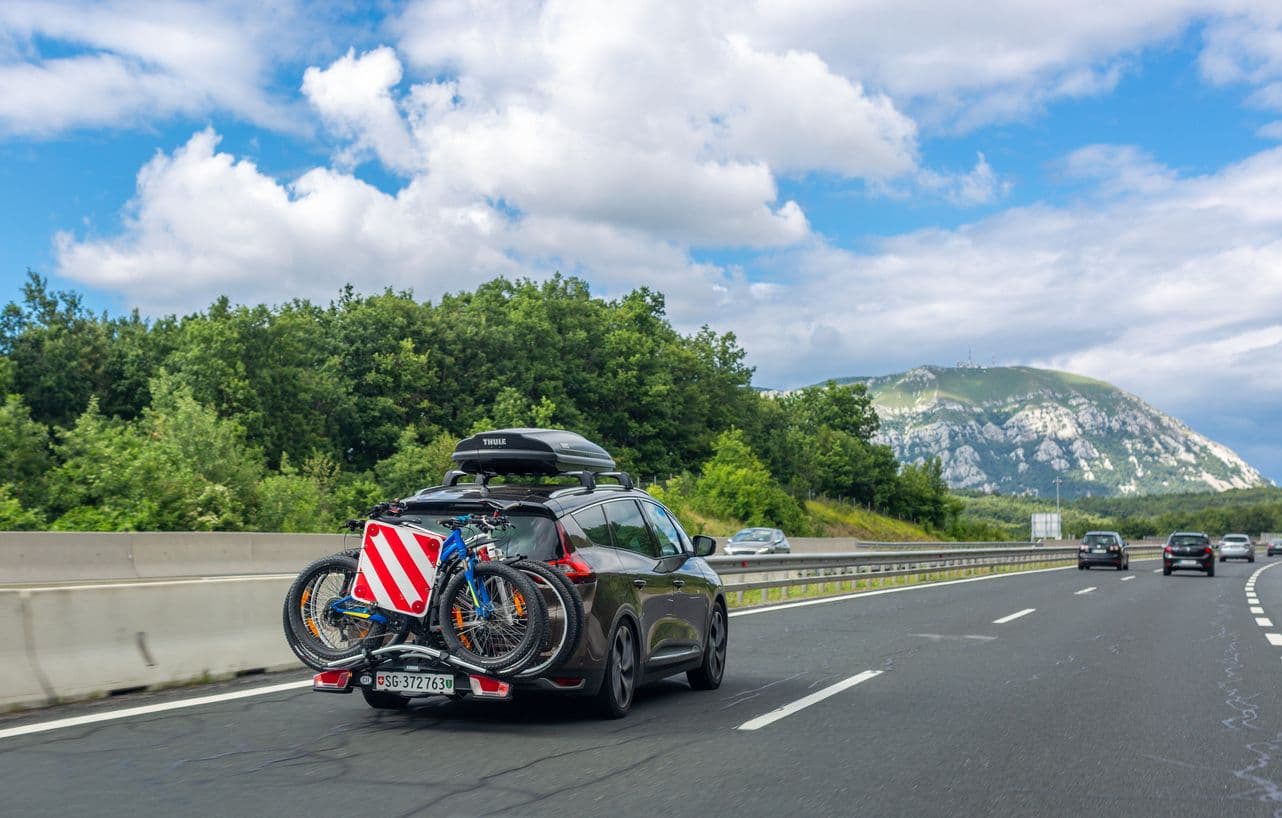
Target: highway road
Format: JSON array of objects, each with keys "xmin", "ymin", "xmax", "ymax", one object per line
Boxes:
[{"xmin": 4, "ymin": 557, "xmax": 1282, "ymax": 817}]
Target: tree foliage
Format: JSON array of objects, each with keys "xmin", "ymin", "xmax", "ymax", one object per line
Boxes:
[{"xmin": 1, "ymin": 272, "xmax": 956, "ymax": 534}]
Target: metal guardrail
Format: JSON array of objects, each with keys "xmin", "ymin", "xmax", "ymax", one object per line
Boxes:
[{"xmin": 708, "ymin": 545, "xmax": 1166, "ymax": 598}]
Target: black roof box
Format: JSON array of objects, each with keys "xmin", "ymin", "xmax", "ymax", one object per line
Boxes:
[{"xmin": 451, "ymin": 428, "xmax": 615, "ymax": 475}]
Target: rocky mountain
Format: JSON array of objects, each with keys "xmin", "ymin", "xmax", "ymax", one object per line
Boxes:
[{"xmin": 843, "ymin": 366, "xmax": 1268, "ymax": 498}]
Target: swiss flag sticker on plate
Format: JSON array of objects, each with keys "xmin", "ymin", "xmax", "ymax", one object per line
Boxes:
[{"xmin": 351, "ymin": 521, "xmax": 444, "ymax": 616}]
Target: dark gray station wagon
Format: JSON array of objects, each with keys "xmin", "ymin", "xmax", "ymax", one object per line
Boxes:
[{"xmin": 381, "ymin": 431, "xmax": 728, "ymax": 718}]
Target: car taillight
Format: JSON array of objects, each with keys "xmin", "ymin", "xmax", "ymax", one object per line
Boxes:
[
  {"xmin": 1108, "ymin": 545, "xmax": 1118, "ymax": 552},
  {"xmin": 312, "ymin": 669, "xmax": 352, "ymax": 691},
  {"xmin": 551, "ymin": 552, "xmax": 596, "ymax": 583},
  {"xmin": 1164, "ymin": 546, "xmax": 1172, "ymax": 554},
  {"xmin": 1079, "ymin": 545, "xmax": 1089, "ymax": 552},
  {"xmin": 1205, "ymin": 547, "xmax": 1213, "ymax": 556},
  {"xmin": 468, "ymin": 675, "xmax": 512, "ymax": 698}
]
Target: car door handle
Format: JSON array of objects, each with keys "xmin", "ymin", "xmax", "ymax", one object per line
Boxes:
[
  {"xmin": 672, "ymin": 579, "xmax": 686, "ymax": 589},
  {"xmin": 633, "ymin": 579, "xmax": 647, "ymax": 588}
]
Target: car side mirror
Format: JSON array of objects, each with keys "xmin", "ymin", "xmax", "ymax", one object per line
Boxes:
[{"xmin": 693, "ymin": 535, "xmax": 716, "ymax": 557}]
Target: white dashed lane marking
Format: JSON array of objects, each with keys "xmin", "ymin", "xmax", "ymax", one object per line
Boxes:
[
  {"xmin": 1121, "ymin": 576, "xmax": 1135, "ymax": 582},
  {"xmin": 737, "ymin": 670, "xmax": 883, "ymax": 731},
  {"xmin": 1074, "ymin": 587, "xmax": 1097, "ymax": 595},
  {"xmin": 1258, "ymin": 618, "xmax": 1274, "ymax": 627},
  {"xmin": 993, "ymin": 608, "xmax": 1036, "ymax": 624}
]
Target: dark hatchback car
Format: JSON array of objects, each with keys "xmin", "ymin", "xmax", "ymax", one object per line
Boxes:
[
  {"xmin": 1164, "ymin": 531, "xmax": 1215, "ymax": 577},
  {"xmin": 1269, "ymin": 538, "xmax": 1282, "ymax": 557},
  {"xmin": 354, "ymin": 430, "xmax": 729, "ymax": 718},
  {"xmin": 1078, "ymin": 531, "xmax": 1129, "ymax": 570}
]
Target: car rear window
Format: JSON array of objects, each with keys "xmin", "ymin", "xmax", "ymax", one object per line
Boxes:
[
  {"xmin": 388, "ymin": 511, "xmax": 561, "ymax": 560},
  {"xmin": 1170, "ymin": 534, "xmax": 1208, "ymax": 546},
  {"xmin": 1083, "ymin": 534, "xmax": 1115, "ymax": 546},
  {"xmin": 1224, "ymin": 535, "xmax": 1249, "ymax": 543}
]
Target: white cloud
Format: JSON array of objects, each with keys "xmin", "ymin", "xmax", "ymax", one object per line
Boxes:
[
  {"xmin": 1059, "ymin": 144, "xmax": 1178, "ymax": 196},
  {"xmin": 55, "ymin": 129, "xmax": 523, "ymax": 312},
  {"xmin": 302, "ymin": 47, "xmax": 419, "ymax": 173},
  {"xmin": 0, "ymin": 0, "xmax": 315, "ymax": 135},
  {"xmin": 913, "ymin": 152, "xmax": 1011, "ymax": 206}
]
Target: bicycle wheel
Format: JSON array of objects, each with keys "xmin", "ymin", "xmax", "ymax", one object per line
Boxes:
[
  {"xmin": 512, "ymin": 559, "xmax": 584, "ymax": 679},
  {"xmin": 437, "ymin": 561, "xmax": 547, "ymax": 672},
  {"xmin": 283, "ymin": 554, "xmax": 388, "ymax": 670}
]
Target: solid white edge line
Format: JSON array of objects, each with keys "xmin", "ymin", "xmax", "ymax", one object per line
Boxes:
[
  {"xmin": 1268, "ymin": 633, "xmax": 1282, "ymax": 647},
  {"xmin": 1074, "ymin": 587, "xmax": 1097, "ymax": 595},
  {"xmin": 0, "ymin": 680, "xmax": 314, "ymax": 741},
  {"xmin": 737, "ymin": 670, "xmax": 883, "ymax": 731},
  {"xmin": 729, "ymin": 563, "xmax": 1076, "ymax": 619},
  {"xmin": 992, "ymin": 608, "xmax": 1035, "ymax": 624}
]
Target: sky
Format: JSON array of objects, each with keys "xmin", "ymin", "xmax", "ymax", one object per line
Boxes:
[{"xmin": 3, "ymin": 1, "xmax": 1282, "ymax": 480}]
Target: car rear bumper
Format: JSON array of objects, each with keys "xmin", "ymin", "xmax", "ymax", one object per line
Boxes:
[
  {"xmin": 1079, "ymin": 552, "xmax": 1123, "ymax": 566},
  {"xmin": 1165, "ymin": 557, "xmax": 1213, "ymax": 571},
  {"xmin": 1221, "ymin": 547, "xmax": 1253, "ymax": 559}
]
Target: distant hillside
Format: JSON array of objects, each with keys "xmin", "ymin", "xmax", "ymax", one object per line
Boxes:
[{"xmin": 839, "ymin": 365, "xmax": 1267, "ymax": 498}]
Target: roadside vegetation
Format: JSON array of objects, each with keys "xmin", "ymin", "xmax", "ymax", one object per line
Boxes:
[{"xmin": 0, "ymin": 273, "xmax": 958, "ymax": 536}]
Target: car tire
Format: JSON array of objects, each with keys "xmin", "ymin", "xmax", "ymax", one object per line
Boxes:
[
  {"xmin": 687, "ymin": 603, "xmax": 728, "ymax": 691},
  {"xmin": 1207, "ymin": 563, "xmax": 1215, "ymax": 577},
  {"xmin": 1163, "ymin": 565, "xmax": 1172, "ymax": 576},
  {"xmin": 361, "ymin": 688, "xmax": 410, "ymax": 710},
  {"xmin": 594, "ymin": 620, "xmax": 638, "ymax": 719},
  {"xmin": 1250, "ymin": 557, "xmax": 1256, "ymax": 563}
]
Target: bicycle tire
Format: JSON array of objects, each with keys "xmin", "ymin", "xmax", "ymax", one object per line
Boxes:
[
  {"xmin": 284, "ymin": 554, "xmax": 389, "ymax": 670},
  {"xmin": 511, "ymin": 559, "xmax": 584, "ymax": 679},
  {"xmin": 437, "ymin": 561, "xmax": 547, "ymax": 673}
]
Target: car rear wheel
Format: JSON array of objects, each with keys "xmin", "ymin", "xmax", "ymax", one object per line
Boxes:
[
  {"xmin": 594, "ymin": 621, "xmax": 637, "ymax": 719},
  {"xmin": 687, "ymin": 604, "xmax": 727, "ymax": 691},
  {"xmin": 1163, "ymin": 564, "xmax": 1172, "ymax": 576},
  {"xmin": 1207, "ymin": 563, "xmax": 1215, "ymax": 577}
]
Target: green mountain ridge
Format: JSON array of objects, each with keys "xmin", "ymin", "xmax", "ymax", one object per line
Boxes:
[{"xmin": 835, "ymin": 365, "xmax": 1268, "ymax": 498}]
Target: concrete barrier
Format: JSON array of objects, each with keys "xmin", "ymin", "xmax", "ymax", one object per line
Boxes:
[
  {"xmin": 9, "ymin": 576, "xmax": 301, "ymax": 708},
  {"xmin": 0, "ymin": 532, "xmax": 139, "ymax": 583},
  {"xmin": 0, "ymin": 531, "xmax": 346, "ymax": 586},
  {"xmin": 0, "ymin": 591, "xmax": 49, "ymax": 709},
  {"xmin": 247, "ymin": 533, "xmax": 349, "ymax": 575}
]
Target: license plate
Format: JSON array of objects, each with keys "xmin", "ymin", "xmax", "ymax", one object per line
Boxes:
[
  {"xmin": 1177, "ymin": 559, "xmax": 1199, "ymax": 567},
  {"xmin": 1093, "ymin": 548, "xmax": 1106, "ymax": 553},
  {"xmin": 373, "ymin": 672, "xmax": 455, "ymax": 695}
]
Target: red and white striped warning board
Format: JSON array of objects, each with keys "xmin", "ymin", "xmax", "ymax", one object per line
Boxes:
[{"xmin": 351, "ymin": 521, "xmax": 444, "ymax": 616}]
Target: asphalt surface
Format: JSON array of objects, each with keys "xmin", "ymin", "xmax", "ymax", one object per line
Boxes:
[{"xmin": 5, "ymin": 556, "xmax": 1282, "ymax": 817}]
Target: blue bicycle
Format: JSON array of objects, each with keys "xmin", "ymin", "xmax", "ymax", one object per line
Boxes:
[{"xmin": 283, "ymin": 508, "xmax": 547, "ymax": 674}]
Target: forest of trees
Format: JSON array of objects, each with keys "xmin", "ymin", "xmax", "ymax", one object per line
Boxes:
[{"xmin": 0, "ymin": 272, "xmax": 958, "ymax": 535}]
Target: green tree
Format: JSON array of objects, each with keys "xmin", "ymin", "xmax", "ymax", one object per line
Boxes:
[
  {"xmin": 0, "ymin": 394, "xmax": 51, "ymax": 510},
  {"xmin": 690, "ymin": 430, "xmax": 805, "ymax": 532}
]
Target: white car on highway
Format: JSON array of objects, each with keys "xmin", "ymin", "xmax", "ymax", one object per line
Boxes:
[{"xmin": 1219, "ymin": 533, "xmax": 1255, "ymax": 563}]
